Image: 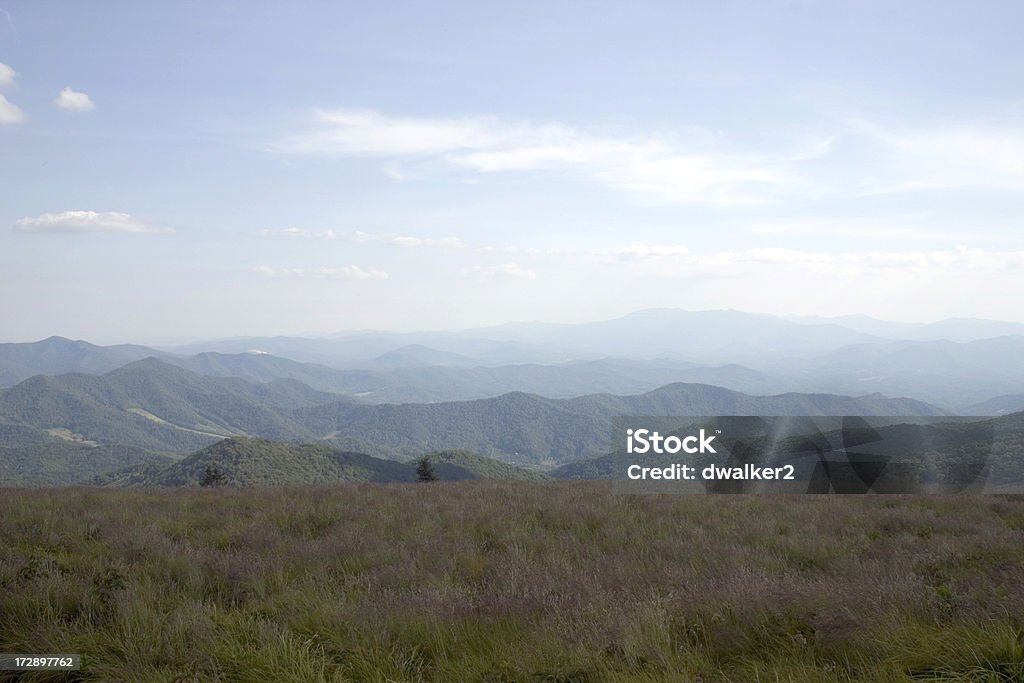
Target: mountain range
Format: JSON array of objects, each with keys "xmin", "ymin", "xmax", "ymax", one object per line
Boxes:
[
  {"xmin": 2, "ymin": 308, "xmax": 1021, "ymax": 486},
  {"xmin": 0, "ymin": 356, "xmax": 945, "ymax": 482},
  {"xmin": 4, "ymin": 307, "xmax": 1024, "ymax": 410}
]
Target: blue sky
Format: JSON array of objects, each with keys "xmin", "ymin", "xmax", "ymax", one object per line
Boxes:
[{"xmin": 2, "ymin": 1, "xmax": 1024, "ymax": 342}]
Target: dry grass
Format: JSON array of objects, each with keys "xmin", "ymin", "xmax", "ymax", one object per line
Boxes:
[{"xmin": 2, "ymin": 482, "xmax": 1023, "ymax": 681}]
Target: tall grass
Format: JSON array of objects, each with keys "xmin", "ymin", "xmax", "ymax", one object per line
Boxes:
[{"xmin": 2, "ymin": 483, "xmax": 1023, "ymax": 681}]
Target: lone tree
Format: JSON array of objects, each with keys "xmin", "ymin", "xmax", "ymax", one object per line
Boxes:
[
  {"xmin": 200, "ymin": 463, "xmax": 227, "ymax": 487},
  {"xmin": 416, "ymin": 456, "xmax": 438, "ymax": 482}
]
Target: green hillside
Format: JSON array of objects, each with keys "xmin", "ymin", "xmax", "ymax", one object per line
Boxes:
[
  {"xmin": 117, "ymin": 439, "xmax": 547, "ymax": 487},
  {"xmin": 416, "ymin": 449, "xmax": 549, "ymax": 481},
  {"xmin": 0, "ymin": 359, "xmax": 950, "ymax": 482},
  {"xmin": 133, "ymin": 437, "xmax": 417, "ymax": 487},
  {"xmin": 0, "ymin": 373, "xmax": 218, "ymax": 453},
  {"xmin": 0, "ymin": 441, "xmax": 175, "ymax": 487},
  {"xmin": 297, "ymin": 382, "xmax": 947, "ymax": 467},
  {"xmin": 548, "ymin": 453, "xmax": 616, "ymax": 480},
  {"xmin": 0, "ymin": 359, "xmax": 335, "ymax": 453}
]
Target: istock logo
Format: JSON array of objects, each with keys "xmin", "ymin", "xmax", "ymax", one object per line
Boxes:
[
  {"xmin": 614, "ymin": 415, "xmax": 1011, "ymax": 496},
  {"xmin": 626, "ymin": 428, "xmax": 717, "ymax": 454}
]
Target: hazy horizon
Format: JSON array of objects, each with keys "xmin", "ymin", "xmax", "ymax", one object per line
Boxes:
[
  {"xmin": 3, "ymin": 306, "xmax": 1024, "ymax": 347},
  {"xmin": 3, "ymin": 1, "xmax": 1024, "ymax": 341}
]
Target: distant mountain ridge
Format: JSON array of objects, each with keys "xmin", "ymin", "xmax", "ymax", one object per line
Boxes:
[
  {"xmin": 790, "ymin": 314, "xmax": 1024, "ymax": 342},
  {"xmin": 165, "ymin": 351, "xmax": 779, "ymax": 404},
  {"xmin": 0, "ymin": 359, "xmax": 945, "ymax": 480},
  {"xmin": 960, "ymin": 395, "xmax": 1024, "ymax": 416},
  {"xmin": 763, "ymin": 335, "xmax": 1024, "ymax": 407},
  {"xmin": 6, "ymin": 310, "xmax": 1022, "ymax": 411},
  {"xmin": 0, "ymin": 336, "xmax": 166, "ymax": 387}
]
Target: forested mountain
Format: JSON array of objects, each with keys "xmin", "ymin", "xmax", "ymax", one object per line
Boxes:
[
  {"xmin": 762, "ymin": 335, "xmax": 1024, "ymax": 407},
  {"xmin": 0, "ymin": 359, "xmax": 338, "ymax": 453},
  {"xmin": 0, "ymin": 441, "xmax": 175, "ymax": 487},
  {"xmin": 0, "ymin": 359, "xmax": 945, "ymax": 481},
  {"xmin": 153, "ymin": 339, "xmax": 1024, "ymax": 410},
  {"xmin": 960, "ymin": 395, "xmax": 1024, "ymax": 416},
  {"xmin": 293, "ymin": 382, "xmax": 946, "ymax": 467},
  {"xmin": 166, "ymin": 352, "xmax": 374, "ymax": 394},
  {"xmin": 6, "ymin": 311, "xmax": 1024, "ymax": 410},
  {"xmin": 0, "ymin": 336, "xmax": 164, "ymax": 387}
]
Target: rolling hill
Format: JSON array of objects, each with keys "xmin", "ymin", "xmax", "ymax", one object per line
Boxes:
[
  {"xmin": 0, "ymin": 441, "xmax": 176, "ymax": 487},
  {"xmin": 294, "ymin": 382, "xmax": 946, "ymax": 467},
  {"xmin": 100, "ymin": 438, "xmax": 546, "ymax": 487},
  {"xmin": 0, "ymin": 336, "xmax": 165, "ymax": 387},
  {"xmin": 416, "ymin": 449, "xmax": 549, "ymax": 481},
  {"xmin": 0, "ymin": 358, "xmax": 946, "ymax": 482},
  {"xmin": 0, "ymin": 359, "xmax": 339, "ymax": 454},
  {"xmin": 132, "ymin": 437, "xmax": 417, "ymax": 487}
]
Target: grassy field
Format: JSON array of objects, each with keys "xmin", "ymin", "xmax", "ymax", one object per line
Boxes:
[{"xmin": 2, "ymin": 483, "xmax": 1023, "ymax": 682}]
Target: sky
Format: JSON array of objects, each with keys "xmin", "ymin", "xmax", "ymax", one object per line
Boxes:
[{"xmin": 2, "ymin": 0, "xmax": 1024, "ymax": 343}]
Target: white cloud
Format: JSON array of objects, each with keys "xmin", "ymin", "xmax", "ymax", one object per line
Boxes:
[
  {"xmin": 352, "ymin": 230, "xmax": 464, "ymax": 248},
  {"xmin": 481, "ymin": 245, "xmax": 551, "ymax": 255},
  {"xmin": 275, "ymin": 109, "xmax": 811, "ymax": 205},
  {"xmin": 608, "ymin": 244, "xmax": 692, "ymax": 261},
  {"xmin": 259, "ymin": 227, "xmax": 463, "ymax": 248},
  {"xmin": 276, "ymin": 108, "xmax": 1024, "ymax": 201},
  {"xmin": 0, "ymin": 62, "xmax": 15, "ymax": 88},
  {"xmin": 251, "ymin": 265, "xmax": 388, "ymax": 281},
  {"xmin": 54, "ymin": 86, "xmax": 94, "ymax": 112},
  {"xmin": 0, "ymin": 93, "xmax": 26, "ymax": 124},
  {"xmin": 466, "ymin": 263, "xmax": 538, "ymax": 280},
  {"xmin": 259, "ymin": 227, "xmax": 311, "ymax": 238},
  {"xmin": 315, "ymin": 265, "xmax": 389, "ymax": 280},
  {"xmin": 849, "ymin": 118, "xmax": 1024, "ymax": 193},
  {"xmin": 278, "ymin": 109, "xmax": 497, "ymax": 156},
  {"xmin": 14, "ymin": 210, "xmax": 172, "ymax": 235}
]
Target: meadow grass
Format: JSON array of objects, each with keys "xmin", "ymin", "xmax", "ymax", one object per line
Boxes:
[{"xmin": 2, "ymin": 482, "xmax": 1023, "ymax": 681}]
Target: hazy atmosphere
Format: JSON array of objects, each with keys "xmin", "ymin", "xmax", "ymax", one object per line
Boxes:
[{"xmin": 3, "ymin": 0, "xmax": 1024, "ymax": 342}]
